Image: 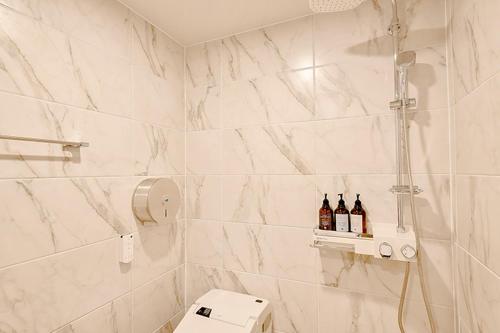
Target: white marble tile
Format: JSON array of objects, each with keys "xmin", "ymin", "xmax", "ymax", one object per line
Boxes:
[
  {"xmin": 456, "ymin": 176, "xmax": 500, "ymax": 276},
  {"xmin": 222, "ymin": 69, "xmax": 314, "ymax": 128},
  {"xmin": 315, "ymin": 58, "xmax": 393, "ymax": 120},
  {"xmin": 315, "ymin": 115, "xmax": 395, "ymax": 175},
  {"xmin": 131, "ymin": 13, "xmax": 184, "ymax": 81},
  {"xmin": 318, "ymin": 286, "xmax": 453, "ymax": 333},
  {"xmin": 186, "ymin": 219, "xmax": 223, "ymax": 267},
  {"xmin": 152, "ymin": 312, "xmax": 184, "ymax": 333},
  {"xmin": 186, "ymin": 130, "xmax": 222, "ymax": 175},
  {"xmin": 402, "ymin": 174, "xmax": 451, "ymax": 240},
  {"xmin": 186, "ymin": 40, "xmax": 221, "ymax": 88},
  {"xmin": 222, "ymin": 124, "xmax": 315, "ymax": 175},
  {"xmin": 133, "ymin": 124, "xmax": 185, "ymax": 176},
  {"xmin": 221, "ymin": 16, "xmax": 313, "ymax": 83},
  {"xmin": 78, "ymin": 110, "xmax": 136, "ymax": 176},
  {"xmin": 187, "ymin": 85, "xmax": 221, "ymax": 131},
  {"xmin": 0, "ymin": 177, "xmax": 136, "ymax": 267},
  {"xmin": 0, "ymin": 7, "xmax": 133, "ymax": 111},
  {"xmin": 222, "ymin": 223, "xmax": 317, "ymax": 283},
  {"xmin": 456, "ymin": 74, "xmax": 500, "ymax": 175},
  {"xmin": 0, "ymin": 8, "xmax": 79, "ymax": 104},
  {"xmin": 185, "ymin": 264, "xmax": 223, "ymax": 307},
  {"xmin": 318, "ymin": 239, "xmax": 453, "ymax": 307},
  {"xmin": 67, "ymin": 37, "xmax": 133, "ymax": 117},
  {"xmin": 406, "ymin": 110, "xmax": 450, "ymax": 174},
  {"xmin": 222, "ymin": 175, "xmax": 316, "ymax": 228},
  {"xmin": 409, "ymin": 45, "xmax": 448, "ymax": 112},
  {"xmin": 0, "ymin": 48, "xmax": 140, "ymax": 177},
  {"xmin": 0, "ymin": 93, "xmax": 82, "ymax": 178},
  {"xmin": 451, "ymin": 0, "xmax": 500, "ymax": 101},
  {"xmin": 223, "ymin": 270, "xmax": 317, "ymax": 333},
  {"xmin": 456, "ymin": 246, "xmax": 500, "ymax": 333},
  {"xmin": 53, "ymin": 293, "xmax": 132, "ymax": 333},
  {"xmin": 186, "ymin": 176, "xmax": 221, "ymax": 220},
  {"xmin": 316, "ymin": 174, "xmax": 450, "ymax": 238},
  {"xmin": 132, "ymin": 221, "xmax": 185, "ymax": 288},
  {"xmin": 133, "ymin": 267, "xmax": 184, "ymax": 333},
  {"xmin": 133, "ymin": 66, "xmax": 185, "ymax": 129},
  {"xmin": 0, "ymin": 0, "xmax": 132, "ymax": 59},
  {"xmin": 0, "ymin": 238, "xmax": 130, "ymax": 332},
  {"xmin": 314, "ymin": 0, "xmax": 446, "ymax": 66}
]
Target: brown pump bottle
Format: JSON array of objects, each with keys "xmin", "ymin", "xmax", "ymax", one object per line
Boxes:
[
  {"xmin": 350, "ymin": 194, "xmax": 367, "ymax": 234},
  {"xmin": 334, "ymin": 194, "xmax": 350, "ymax": 232},
  {"xmin": 319, "ymin": 194, "xmax": 333, "ymax": 230}
]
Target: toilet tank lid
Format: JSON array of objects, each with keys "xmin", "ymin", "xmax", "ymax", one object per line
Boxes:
[{"xmin": 193, "ymin": 289, "xmax": 271, "ymax": 327}]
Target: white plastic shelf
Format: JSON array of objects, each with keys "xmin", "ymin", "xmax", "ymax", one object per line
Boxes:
[
  {"xmin": 311, "ymin": 224, "xmax": 417, "ymax": 262},
  {"xmin": 311, "ymin": 229, "xmax": 374, "ymax": 255}
]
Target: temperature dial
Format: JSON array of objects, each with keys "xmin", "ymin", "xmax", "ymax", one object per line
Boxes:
[
  {"xmin": 379, "ymin": 242, "xmax": 393, "ymax": 258},
  {"xmin": 401, "ymin": 244, "xmax": 417, "ymax": 259}
]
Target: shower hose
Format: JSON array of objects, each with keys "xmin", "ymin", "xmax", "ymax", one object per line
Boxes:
[{"xmin": 397, "ymin": 103, "xmax": 437, "ymax": 333}]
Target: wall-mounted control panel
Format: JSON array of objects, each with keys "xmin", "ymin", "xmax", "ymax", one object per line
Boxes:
[
  {"xmin": 119, "ymin": 234, "xmax": 134, "ymax": 263},
  {"xmin": 132, "ymin": 178, "xmax": 181, "ymax": 224}
]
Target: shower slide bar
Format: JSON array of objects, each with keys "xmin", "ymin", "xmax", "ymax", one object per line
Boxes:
[{"xmin": 0, "ymin": 134, "xmax": 89, "ymax": 148}]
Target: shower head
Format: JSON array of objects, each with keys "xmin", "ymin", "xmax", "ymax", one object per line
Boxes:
[
  {"xmin": 396, "ymin": 51, "xmax": 416, "ymax": 69},
  {"xmin": 309, "ymin": 0, "xmax": 367, "ymax": 13}
]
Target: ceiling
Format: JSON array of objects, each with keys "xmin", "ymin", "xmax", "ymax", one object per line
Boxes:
[{"xmin": 118, "ymin": 0, "xmax": 313, "ymax": 46}]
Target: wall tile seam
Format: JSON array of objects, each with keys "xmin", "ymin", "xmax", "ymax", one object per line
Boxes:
[
  {"xmin": 456, "ymin": 244, "xmax": 500, "ymax": 281},
  {"xmin": 0, "ymin": 235, "xmax": 120, "ymax": 272},
  {"xmin": 0, "ymin": 89, "xmax": 186, "ymax": 131},
  {"xmin": 0, "ymin": 174, "xmax": 186, "ymax": 182},
  {"xmin": 0, "ymin": 3, "xmax": 134, "ymax": 63},
  {"xmin": 186, "ymin": 173, "xmax": 450, "ymax": 177},
  {"xmin": 315, "ymin": 282, "xmax": 455, "ymax": 311},
  {"xmin": 453, "ymin": 69, "xmax": 500, "ymax": 106},
  {"xmin": 185, "ymin": 14, "xmax": 315, "ymax": 48},
  {"xmin": 0, "ymin": 230, "xmax": 185, "ymax": 276},
  {"xmin": 186, "ymin": 262, "xmax": 454, "ymax": 310},
  {"xmin": 149, "ymin": 309, "xmax": 185, "ymax": 333},
  {"xmin": 184, "ymin": 109, "xmax": 449, "ymax": 133},
  {"xmin": 47, "ymin": 292, "xmax": 134, "ymax": 333},
  {"xmin": 189, "ymin": 218, "xmax": 452, "ymax": 236},
  {"xmin": 131, "ymin": 264, "xmax": 186, "ymax": 294}
]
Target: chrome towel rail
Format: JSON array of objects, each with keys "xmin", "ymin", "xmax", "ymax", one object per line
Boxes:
[{"xmin": 0, "ymin": 134, "xmax": 89, "ymax": 148}]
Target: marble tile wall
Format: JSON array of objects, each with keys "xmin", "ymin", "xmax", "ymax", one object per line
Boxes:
[
  {"xmin": 450, "ymin": 0, "xmax": 500, "ymax": 332},
  {"xmin": 186, "ymin": 0, "xmax": 453, "ymax": 332},
  {"xmin": 0, "ymin": 0, "xmax": 185, "ymax": 332}
]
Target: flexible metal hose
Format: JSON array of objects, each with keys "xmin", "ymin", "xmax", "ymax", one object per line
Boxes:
[
  {"xmin": 399, "ymin": 102, "xmax": 437, "ymax": 333},
  {"xmin": 398, "ymin": 261, "xmax": 410, "ymax": 333}
]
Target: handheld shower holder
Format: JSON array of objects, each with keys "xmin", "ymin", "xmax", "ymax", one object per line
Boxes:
[{"xmin": 389, "ymin": 98, "xmax": 416, "ymax": 110}]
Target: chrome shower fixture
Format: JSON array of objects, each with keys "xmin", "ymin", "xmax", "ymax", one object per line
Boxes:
[
  {"xmin": 309, "ymin": 0, "xmax": 367, "ymax": 13},
  {"xmin": 396, "ymin": 50, "xmax": 416, "ymax": 68}
]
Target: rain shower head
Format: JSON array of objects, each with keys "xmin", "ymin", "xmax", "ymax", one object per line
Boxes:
[
  {"xmin": 309, "ymin": 0, "xmax": 367, "ymax": 13},
  {"xmin": 396, "ymin": 51, "xmax": 416, "ymax": 69}
]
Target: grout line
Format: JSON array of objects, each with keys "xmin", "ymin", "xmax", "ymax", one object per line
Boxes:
[
  {"xmin": 0, "ymin": 89, "xmax": 186, "ymax": 132},
  {"xmin": 115, "ymin": 0, "xmax": 185, "ymax": 47},
  {"xmin": 186, "ymin": 262, "xmax": 453, "ymax": 309},
  {"xmin": 186, "ymin": 14, "xmax": 315, "ymax": 48},
  {"xmin": 48, "ymin": 292, "xmax": 134, "ymax": 333},
  {"xmin": 456, "ymin": 244, "xmax": 500, "ymax": 281}
]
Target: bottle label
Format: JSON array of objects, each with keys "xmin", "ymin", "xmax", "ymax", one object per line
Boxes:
[
  {"xmin": 336, "ymin": 214, "xmax": 349, "ymax": 232},
  {"xmin": 319, "ymin": 214, "xmax": 331, "ymax": 229},
  {"xmin": 351, "ymin": 215, "xmax": 363, "ymax": 233}
]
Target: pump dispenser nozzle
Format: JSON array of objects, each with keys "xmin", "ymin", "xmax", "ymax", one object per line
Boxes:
[{"xmin": 338, "ymin": 193, "xmax": 345, "ymax": 207}]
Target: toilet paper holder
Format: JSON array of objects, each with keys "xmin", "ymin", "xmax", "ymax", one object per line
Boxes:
[{"xmin": 132, "ymin": 178, "xmax": 180, "ymax": 223}]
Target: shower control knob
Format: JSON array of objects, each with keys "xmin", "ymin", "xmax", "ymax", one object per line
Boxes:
[
  {"xmin": 401, "ymin": 244, "xmax": 417, "ymax": 259},
  {"xmin": 379, "ymin": 242, "xmax": 393, "ymax": 258}
]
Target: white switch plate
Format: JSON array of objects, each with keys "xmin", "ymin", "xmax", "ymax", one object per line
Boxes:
[{"xmin": 119, "ymin": 234, "xmax": 134, "ymax": 263}]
